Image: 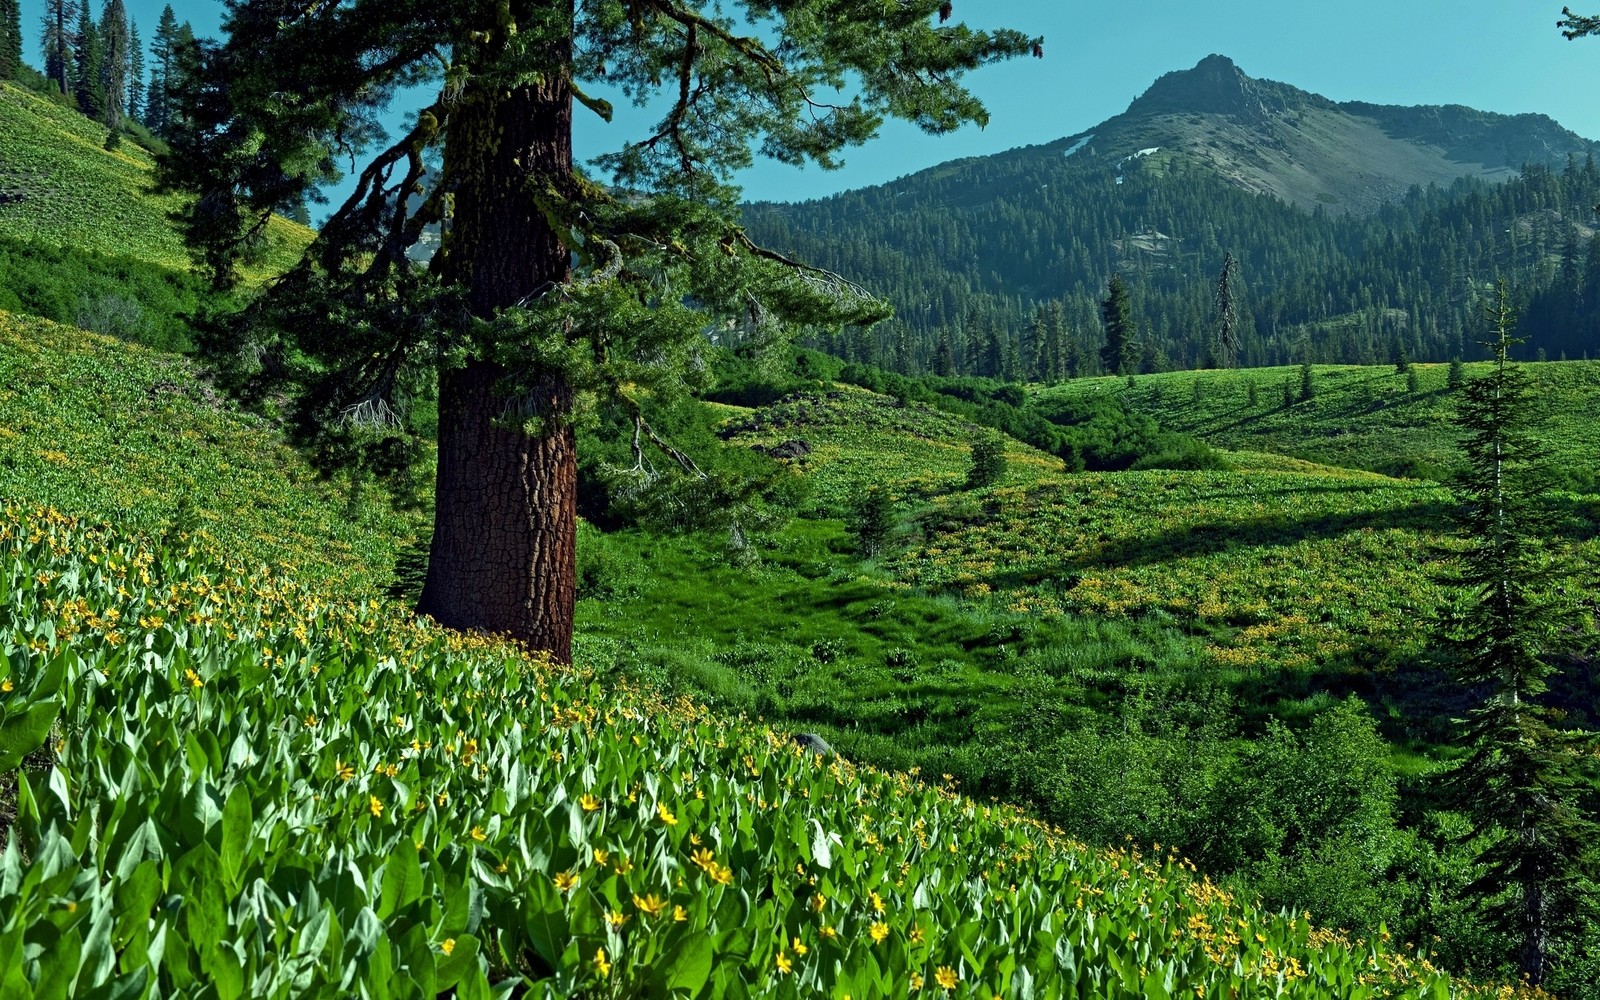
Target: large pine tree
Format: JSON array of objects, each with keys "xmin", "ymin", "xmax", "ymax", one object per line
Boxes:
[
  {"xmin": 161, "ymin": 0, "xmax": 1040, "ymax": 660},
  {"xmin": 1440, "ymin": 279, "xmax": 1597, "ymax": 986}
]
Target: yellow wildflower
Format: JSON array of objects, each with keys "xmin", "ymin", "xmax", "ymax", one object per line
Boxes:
[
  {"xmin": 440, "ymin": 938, "xmax": 455, "ymax": 956},
  {"xmin": 935, "ymin": 966, "xmax": 959, "ymax": 990},
  {"xmin": 593, "ymin": 947, "xmax": 611, "ymax": 978},
  {"xmin": 869, "ymin": 922, "xmax": 889, "ymax": 944},
  {"xmin": 368, "ymin": 795, "xmax": 383, "ymax": 818},
  {"xmin": 553, "ymin": 871, "xmax": 579, "ymax": 893},
  {"xmin": 775, "ymin": 951, "xmax": 793, "ymax": 974},
  {"xmin": 633, "ymin": 894, "xmax": 668, "ymax": 918},
  {"xmin": 657, "ymin": 802, "xmax": 678, "ymax": 826},
  {"xmin": 579, "ymin": 793, "xmax": 601, "ymax": 812}
]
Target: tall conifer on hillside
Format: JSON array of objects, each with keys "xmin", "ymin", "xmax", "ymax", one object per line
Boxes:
[
  {"xmin": 40, "ymin": 0, "xmax": 76, "ymax": 95},
  {"xmin": 1214, "ymin": 251, "xmax": 1240, "ymax": 368},
  {"xmin": 72, "ymin": 5, "xmax": 103, "ymax": 119},
  {"xmin": 1100, "ymin": 274, "xmax": 1135, "ymax": 376},
  {"xmin": 160, "ymin": 0, "xmax": 1041, "ymax": 660},
  {"xmin": 1, "ymin": 0, "xmax": 24, "ymax": 79},
  {"xmin": 142, "ymin": 5, "xmax": 177, "ymax": 134},
  {"xmin": 1438, "ymin": 279, "xmax": 1597, "ymax": 986},
  {"xmin": 97, "ymin": 0, "xmax": 130, "ymax": 128},
  {"xmin": 126, "ymin": 18, "xmax": 142, "ymax": 121}
]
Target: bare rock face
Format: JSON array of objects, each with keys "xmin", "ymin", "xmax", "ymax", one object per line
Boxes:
[
  {"xmin": 1125, "ymin": 54, "xmax": 1325, "ymax": 125},
  {"xmin": 760, "ymin": 439, "xmax": 813, "ymax": 460}
]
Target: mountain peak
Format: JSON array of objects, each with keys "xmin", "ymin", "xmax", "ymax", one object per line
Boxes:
[{"xmin": 1125, "ymin": 55, "xmax": 1323, "ymax": 122}]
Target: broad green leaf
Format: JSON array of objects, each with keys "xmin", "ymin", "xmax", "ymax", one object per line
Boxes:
[
  {"xmin": 378, "ymin": 840, "xmax": 424, "ymax": 920},
  {"xmin": 435, "ymin": 934, "xmax": 479, "ymax": 991},
  {"xmin": 218, "ymin": 784, "xmax": 252, "ymax": 892},
  {"xmin": 0, "ymin": 698, "xmax": 59, "ymax": 772},
  {"xmin": 652, "ymin": 931, "xmax": 714, "ymax": 997}
]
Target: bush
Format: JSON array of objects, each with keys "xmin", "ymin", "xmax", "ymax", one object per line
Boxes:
[
  {"xmin": 849, "ymin": 487, "xmax": 895, "ymax": 556},
  {"xmin": 965, "ymin": 434, "xmax": 1006, "ymax": 489}
]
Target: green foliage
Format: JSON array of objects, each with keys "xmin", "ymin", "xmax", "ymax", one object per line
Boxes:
[
  {"xmin": 0, "ymin": 507, "xmax": 1489, "ymax": 998},
  {"xmin": 0, "ymin": 236, "xmax": 216, "ymax": 351},
  {"xmin": 1300, "ymin": 362, "xmax": 1316, "ymax": 401},
  {"xmin": 965, "ymin": 434, "xmax": 1007, "ymax": 489}
]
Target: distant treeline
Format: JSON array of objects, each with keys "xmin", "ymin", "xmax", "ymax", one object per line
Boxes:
[{"xmin": 745, "ymin": 149, "xmax": 1600, "ymax": 377}]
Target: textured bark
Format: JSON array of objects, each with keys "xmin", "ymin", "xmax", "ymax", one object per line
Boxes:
[{"xmin": 417, "ymin": 17, "xmax": 577, "ymax": 660}]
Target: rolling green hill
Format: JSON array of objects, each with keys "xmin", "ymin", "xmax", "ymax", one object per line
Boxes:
[{"xmin": 1037, "ymin": 361, "xmax": 1600, "ymax": 488}]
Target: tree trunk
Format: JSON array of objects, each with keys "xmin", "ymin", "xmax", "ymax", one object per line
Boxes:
[{"xmin": 418, "ymin": 27, "xmax": 577, "ymax": 661}]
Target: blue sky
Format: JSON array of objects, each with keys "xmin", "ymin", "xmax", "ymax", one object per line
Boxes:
[{"xmin": 20, "ymin": 1, "xmax": 1600, "ymax": 205}]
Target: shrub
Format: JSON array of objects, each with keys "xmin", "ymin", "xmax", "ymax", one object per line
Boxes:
[
  {"xmin": 849, "ymin": 487, "xmax": 895, "ymax": 556},
  {"xmin": 965, "ymin": 433, "xmax": 1006, "ymax": 489}
]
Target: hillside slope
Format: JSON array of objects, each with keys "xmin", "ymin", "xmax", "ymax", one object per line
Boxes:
[
  {"xmin": 0, "ymin": 505, "xmax": 1519, "ymax": 999},
  {"xmin": 0, "ymin": 82, "xmax": 309, "ymax": 279},
  {"xmin": 0, "ymin": 310, "xmax": 420, "ymax": 593}
]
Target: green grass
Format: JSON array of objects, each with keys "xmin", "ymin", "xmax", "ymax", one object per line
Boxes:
[
  {"xmin": 1037, "ymin": 362, "xmax": 1600, "ymax": 489},
  {"xmin": 0, "ymin": 310, "xmax": 422, "ymax": 594},
  {"xmin": 0, "ymin": 82, "xmax": 309, "ymax": 282}
]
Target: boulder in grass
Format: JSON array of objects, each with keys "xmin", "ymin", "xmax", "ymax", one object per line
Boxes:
[
  {"xmin": 762, "ymin": 439, "xmax": 812, "ymax": 460},
  {"xmin": 793, "ymin": 732, "xmax": 833, "ymax": 757}
]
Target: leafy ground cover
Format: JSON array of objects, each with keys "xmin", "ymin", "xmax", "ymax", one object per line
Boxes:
[
  {"xmin": 0, "ymin": 311, "xmax": 422, "ymax": 595},
  {"xmin": 0, "ymin": 82, "xmax": 308, "ymax": 283},
  {"xmin": 0, "ymin": 506, "xmax": 1513, "ymax": 998},
  {"xmin": 1036, "ymin": 362, "xmax": 1600, "ymax": 488}
]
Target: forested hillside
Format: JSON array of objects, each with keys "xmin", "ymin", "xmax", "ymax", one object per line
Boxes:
[{"xmin": 743, "ymin": 60, "xmax": 1600, "ymax": 377}]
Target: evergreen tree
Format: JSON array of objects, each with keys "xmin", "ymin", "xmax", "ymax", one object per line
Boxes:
[
  {"xmin": 1, "ymin": 0, "xmax": 24, "ymax": 80},
  {"xmin": 97, "ymin": 0, "xmax": 130, "ymax": 128},
  {"xmin": 143, "ymin": 5, "xmax": 178, "ymax": 134},
  {"xmin": 1298, "ymin": 362, "xmax": 1315, "ymax": 401},
  {"xmin": 849, "ymin": 487, "xmax": 895, "ymax": 557},
  {"xmin": 72, "ymin": 5, "xmax": 104, "ymax": 119},
  {"xmin": 1448, "ymin": 355, "xmax": 1466, "ymax": 391},
  {"xmin": 966, "ymin": 434, "xmax": 1007, "ymax": 489},
  {"xmin": 126, "ymin": 18, "xmax": 142, "ymax": 122},
  {"xmin": 1100, "ymin": 273, "xmax": 1135, "ymax": 376},
  {"xmin": 41, "ymin": 0, "xmax": 76, "ymax": 96},
  {"xmin": 1214, "ymin": 251, "xmax": 1240, "ymax": 368},
  {"xmin": 1439, "ymin": 279, "xmax": 1597, "ymax": 986},
  {"xmin": 162, "ymin": 0, "xmax": 1039, "ymax": 661},
  {"xmin": 932, "ymin": 332, "xmax": 954, "ymax": 377}
]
